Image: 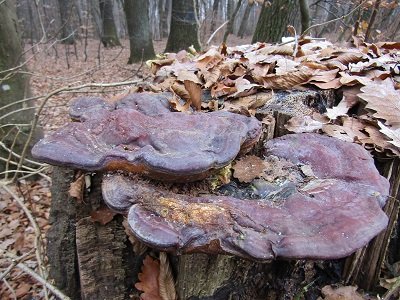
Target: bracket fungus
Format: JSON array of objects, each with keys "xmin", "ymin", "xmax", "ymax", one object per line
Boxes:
[
  {"xmin": 32, "ymin": 92, "xmax": 262, "ymax": 182},
  {"xmin": 102, "ymin": 133, "xmax": 389, "ymax": 261}
]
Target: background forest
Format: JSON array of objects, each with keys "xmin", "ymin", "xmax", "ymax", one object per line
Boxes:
[{"xmin": 0, "ymin": 0, "xmax": 400, "ymax": 299}]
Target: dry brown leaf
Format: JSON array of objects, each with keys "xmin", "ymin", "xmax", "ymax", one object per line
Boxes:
[
  {"xmin": 318, "ymin": 285, "xmax": 366, "ymax": 300},
  {"xmin": 211, "ymin": 82, "xmax": 237, "ymax": 98},
  {"xmin": 263, "ymin": 68, "xmax": 315, "ymax": 89},
  {"xmin": 195, "ymin": 47, "xmax": 223, "ymax": 70},
  {"xmin": 90, "ymin": 206, "xmax": 117, "ymax": 225},
  {"xmin": 68, "ymin": 173, "xmax": 85, "ymax": 202},
  {"xmin": 233, "ymin": 155, "xmax": 266, "ymax": 183},
  {"xmin": 158, "ymin": 252, "xmax": 177, "ymax": 300},
  {"xmin": 311, "ymin": 78, "xmax": 342, "ymax": 89},
  {"xmin": 325, "ymin": 96, "xmax": 351, "ymax": 120},
  {"xmin": 148, "ymin": 58, "xmax": 175, "ymax": 74},
  {"xmin": 275, "ymin": 58, "xmax": 299, "ymax": 75},
  {"xmin": 378, "ymin": 121, "xmax": 400, "ymax": 148},
  {"xmin": 230, "ymin": 77, "xmax": 261, "ymax": 98},
  {"xmin": 171, "ymin": 82, "xmax": 190, "ymax": 102},
  {"xmin": 176, "ymin": 70, "xmax": 202, "ymax": 84},
  {"xmin": 168, "ymin": 94, "xmax": 191, "ymax": 112},
  {"xmin": 358, "ymin": 79, "xmax": 400, "ymax": 128},
  {"xmin": 135, "ymin": 255, "xmax": 163, "ymax": 300},
  {"xmin": 339, "ymin": 72, "xmax": 372, "ymax": 86},
  {"xmin": 184, "ymin": 80, "xmax": 202, "ymax": 111},
  {"xmin": 285, "ymin": 115, "xmax": 325, "ymax": 133},
  {"xmin": 203, "ymin": 67, "xmax": 222, "ymax": 89}
]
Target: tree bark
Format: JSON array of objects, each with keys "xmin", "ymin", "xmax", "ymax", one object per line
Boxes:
[
  {"xmin": 58, "ymin": 0, "xmax": 76, "ymax": 44},
  {"xmin": 223, "ymin": 0, "xmax": 243, "ymax": 43},
  {"xmin": 0, "ymin": 0, "xmax": 41, "ymax": 174},
  {"xmin": 238, "ymin": 2, "xmax": 253, "ymax": 38},
  {"xmin": 210, "ymin": 0, "xmax": 221, "ymax": 33},
  {"xmin": 124, "ymin": 0, "xmax": 155, "ymax": 64},
  {"xmin": 299, "ymin": 0, "xmax": 310, "ymax": 34},
  {"xmin": 99, "ymin": 0, "xmax": 121, "ymax": 47},
  {"xmin": 165, "ymin": 0, "xmax": 201, "ymax": 52},
  {"xmin": 252, "ymin": 0, "xmax": 297, "ymax": 43}
]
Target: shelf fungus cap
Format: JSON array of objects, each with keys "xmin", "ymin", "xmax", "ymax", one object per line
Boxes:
[
  {"xmin": 32, "ymin": 93, "xmax": 262, "ymax": 182},
  {"xmin": 102, "ymin": 133, "xmax": 389, "ymax": 260}
]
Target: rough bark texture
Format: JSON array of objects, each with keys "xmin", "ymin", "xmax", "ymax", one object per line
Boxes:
[
  {"xmin": 0, "ymin": 0, "xmax": 41, "ymax": 173},
  {"xmin": 343, "ymin": 157, "xmax": 400, "ymax": 290},
  {"xmin": 238, "ymin": 2, "xmax": 254, "ymax": 38},
  {"xmin": 57, "ymin": 0, "xmax": 76, "ymax": 44},
  {"xmin": 124, "ymin": 0, "xmax": 155, "ymax": 64},
  {"xmin": 48, "ymin": 169, "xmax": 135, "ymax": 299},
  {"xmin": 252, "ymin": 0, "xmax": 297, "ymax": 43},
  {"xmin": 165, "ymin": 0, "xmax": 200, "ymax": 52},
  {"xmin": 99, "ymin": 0, "xmax": 121, "ymax": 47},
  {"xmin": 47, "ymin": 167, "xmax": 80, "ymax": 299},
  {"xmin": 299, "ymin": 0, "xmax": 311, "ymax": 34}
]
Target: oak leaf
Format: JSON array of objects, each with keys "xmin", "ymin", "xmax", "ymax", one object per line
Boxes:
[{"xmin": 135, "ymin": 255, "xmax": 163, "ymax": 300}]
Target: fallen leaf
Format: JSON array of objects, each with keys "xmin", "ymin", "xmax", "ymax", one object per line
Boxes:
[
  {"xmin": 318, "ymin": 285, "xmax": 366, "ymax": 300},
  {"xmin": 158, "ymin": 252, "xmax": 177, "ymax": 300},
  {"xmin": 233, "ymin": 156, "xmax": 266, "ymax": 183},
  {"xmin": 285, "ymin": 115, "xmax": 325, "ymax": 133},
  {"xmin": 184, "ymin": 80, "xmax": 202, "ymax": 111},
  {"xmin": 378, "ymin": 121, "xmax": 400, "ymax": 148},
  {"xmin": 135, "ymin": 255, "xmax": 163, "ymax": 300},
  {"xmin": 358, "ymin": 79, "xmax": 400, "ymax": 128},
  {"xmin": 68, "ymin": 173, "xmax": 85, "ymax": 202},
  {"xmin": 325, "ymin": 96, "xmax": 351, "ymax": 120},
  {"xmin": 90, "ymin": 206, "xmax": 117, "ymax": 225}
]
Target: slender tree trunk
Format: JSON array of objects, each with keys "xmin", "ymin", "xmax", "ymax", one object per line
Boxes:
[
  {"xmin": 58, "ymin": 0, "xmax": 76, "ymax": 44},
  {"xmin": 124, "ymin": 0, "xmax": 155, "ymax": 63},
  {"xmin": 299, "ymin": 0, "xmax": 310, "ymax": 34},
  {"xmin": 238, "ymin": 2, "xmax": 253, "ymax": 38},
  {"xmin": 223, "ymin": 0, "xmax": 243, "ymax": 43},
  {"xmin": 0, "ymin": 0, "xmax": 42, "ymax": 174},
  {"xmin": 99, "ymin": 0, "xmax": 121, "ymax": 47},
  {"xmin": 210, "ymin": 0, "xmax": 221, "ymax": 33},
  {"xmin": 365, "ymin": 0, "xmax": 382, "ymax": 42},
  {"xmin": 252, "ymin": 0, "xmax": 297, "ymax": 43},
  {"xmin": 165, "ymin": 0, "xmax": 201, "ymax": 52}
]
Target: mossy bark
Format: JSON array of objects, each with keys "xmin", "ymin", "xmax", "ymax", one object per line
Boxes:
[
  {"xmin": 165, "ymin": 0, "xmax": 200, "ymax": 53},
  {"xmin": 124, "ymin": 0, "xmax": 155, "ymax": 64},
  {"xmin": 0, "ymin": 0, "xmax": 41, "ymax": 174},
  {"xmin": 252, "ymin": 0, "xmax": 297, "ymax": 43}
]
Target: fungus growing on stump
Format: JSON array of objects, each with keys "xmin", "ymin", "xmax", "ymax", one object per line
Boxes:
[
  {"xmin": 32, "ymin": 93, "xmax": 262, "ymax": 182},
  {"xmin": 32, "ymin": 93, "xmax": 389, "ymax": 261},
  {"xmin": 102, "ymin": 133, "xmax": 389, "ymax": 260}
]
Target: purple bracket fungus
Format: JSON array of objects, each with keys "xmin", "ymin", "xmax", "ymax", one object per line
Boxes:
[
  {"xmin": 32, "ymin": 93, "xmax": 262, "ymax": 182},
  {"xmin": 102, "ymin": 133, "xmax": 389, "ymax": 261}
]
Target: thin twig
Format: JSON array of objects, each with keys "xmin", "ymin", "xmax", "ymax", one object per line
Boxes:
[
  {"xmin": 1, "ymin": 184, "xmax": 48, "ymax": 297},
  {"xmin": 0, "ymin": 249, "xmax": 35, "ymax": 281},
  {"xmin": 2, "ymin": 277, "xmax": 17, "ymax": 300},
  {"xmin": 207, "ymin": 21, "xmax": 229, "ymax": 45},
  {"xmin": 301, "ymin": 0, "xmax": 367, "ymax": 37},
  {"xmin": 1, "ymin": 250, "xmax": 71, "ymax": 300}
]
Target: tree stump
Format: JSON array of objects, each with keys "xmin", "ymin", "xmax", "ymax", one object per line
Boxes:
[{"xmin": 46, "ymin": 89, "xmax": 399, "ymax": 299}]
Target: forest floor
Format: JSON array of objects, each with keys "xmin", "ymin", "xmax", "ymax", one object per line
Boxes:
[{"xmin": 0, "ymin": 36, "xmax": 252, "ymax": 299}]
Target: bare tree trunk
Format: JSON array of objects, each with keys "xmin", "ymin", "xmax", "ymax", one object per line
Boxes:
[
  {"xmin": 238, "ymin": 2, "xmax": 253, "ymax": 38},
  {"xmin": 252, "ymin": 0, "xmax": 297, "ymax": 43},
  {"xmin": 365, "ymin": 0, "xmax": 381, "ymax": 42},
  {"xmin": 0, "ymin": 0, "xmax": 42, "ymax": 174},
  {"xmin": 223, "ymin": 0, "xmax": 243, "ymax": 43},
  {"xmin": 165, "ymin": 0, "xmax": 200, "ymax": 52},
  {"xmin": 210, "ymin": 0, "xmax": 221, "ymax": 33},
  {"xmin": 124, "ymin": 0, "xmax": 155, "ymax": 63},
  {"xmin": 299, "ymin": 0, "xmax": 310, "ymax": 34},
  {"xmin": 58, "ymin": 0, "xmax": 76, "ymax": 44},
  {"xmin": 99, "ymin": 0, "xmax": 121, "ymax": 47}
]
